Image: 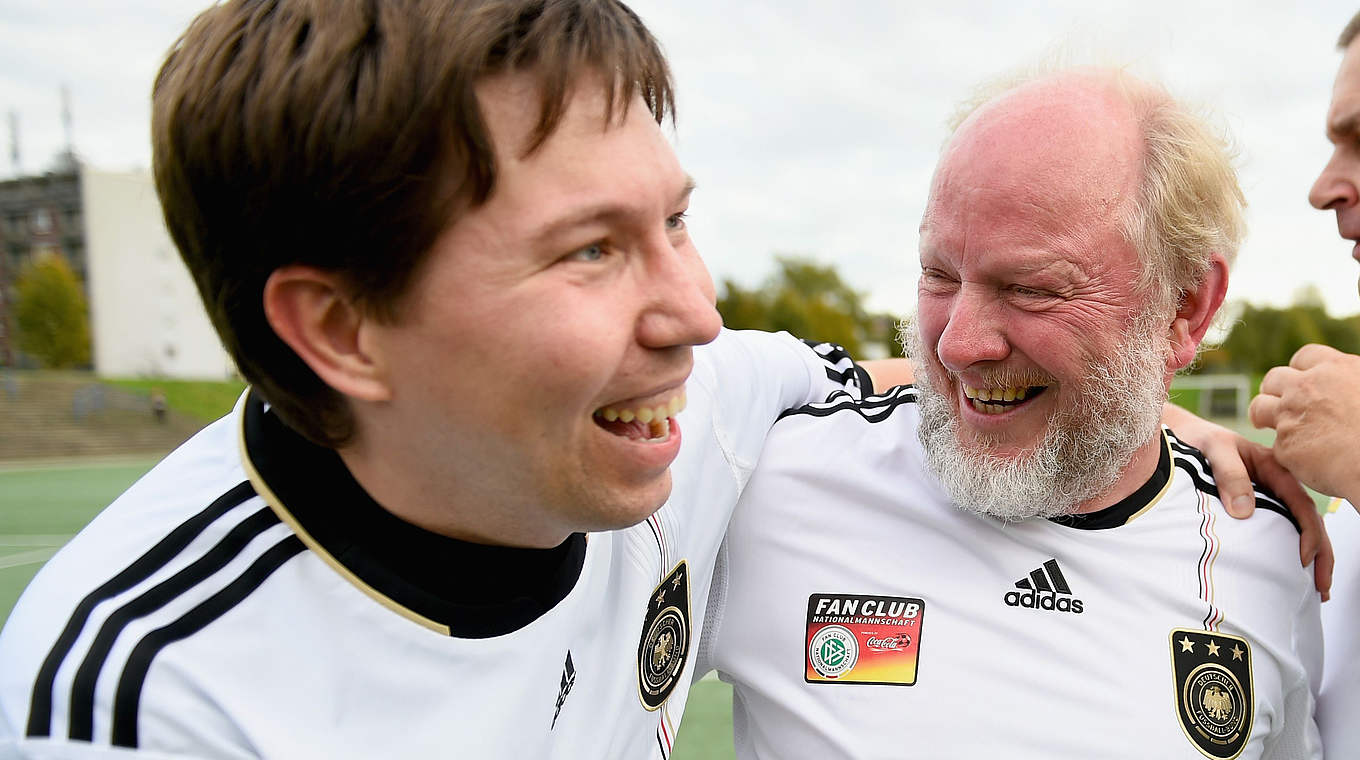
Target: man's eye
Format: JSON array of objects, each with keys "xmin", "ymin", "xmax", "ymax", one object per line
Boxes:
[
  {"xmin": 666, "ymin": 211, "xmax": 689, "ymax": 230},
  {"xmin": 565, "ymin": 243, "xmax": 605, "ymax": 262},
  {"xmin": 1011, "ymin": 285, "xmax": 1044, "ymax": 297}
]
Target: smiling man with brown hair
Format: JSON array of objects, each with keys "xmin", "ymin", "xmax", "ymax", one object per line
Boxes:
[{"xmin": 0, "ymin": 2, "xmax": 871, "ymax": 756}]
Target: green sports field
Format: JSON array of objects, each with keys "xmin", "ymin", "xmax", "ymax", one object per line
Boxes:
[{"xmin": 0, "ymin": 457, "xmax": 736, "ymax": 758}]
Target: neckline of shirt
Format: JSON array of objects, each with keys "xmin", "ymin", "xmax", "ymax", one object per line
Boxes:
[{"xmin": 238, "ymin": 389, "xmax": 587, "ymax": 638}]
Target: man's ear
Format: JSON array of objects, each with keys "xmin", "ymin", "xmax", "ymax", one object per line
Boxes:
[
  {"xmin": 263, "ymin": 266, "xmax": 393, "ymax": 402},
  {"xmin": 1167, "ymin": 253, "xmax": 1229, "ymax": 371}
]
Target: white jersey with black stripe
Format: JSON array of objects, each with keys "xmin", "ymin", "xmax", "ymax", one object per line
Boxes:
[
  {"xmin": 0, "ymin": 329, "xmax": 864, "ymax": 759},
  {"xmin": 701, "ymin": 385, "xmax": 1322, "ymax": 759},
  {"xmin": 1319, "ymin": 499, "xmax": 1360, "ymax": 756}
]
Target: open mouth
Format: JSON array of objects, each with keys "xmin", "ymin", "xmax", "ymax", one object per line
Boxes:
[
  {"xmin": 963, "ymin": 384, "xmax": 1048, "ymax": 415},
  {"xmin": 593, "ymin": 391, "xmax": 686, "ymax": 442}
]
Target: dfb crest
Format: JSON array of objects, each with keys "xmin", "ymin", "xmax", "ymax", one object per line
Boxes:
[
  {"xmin": 1169, "ymin": 628, "xmax": 1253, "ymax": 759},
  {"xmin": 637, "ymin": 560, "xmax": 691, "ymax": 711}
]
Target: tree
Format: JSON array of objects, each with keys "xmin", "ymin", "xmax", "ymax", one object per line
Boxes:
[
  {"xmin": 717, "ymin": 256, "xmax": 901, "ymax": 358},
  {"xmin": 14, "ymin": 254, "xmax": 91, "ymax": 368},
  {"xmin": 1196, "ymin": 293, "xmax": 1360, "ymax": 376}
]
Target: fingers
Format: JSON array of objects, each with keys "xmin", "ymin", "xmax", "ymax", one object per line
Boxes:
[
  {"xmin": 1315, "ymin": 527, "xmax": 1334, "ymax": 602},
  {"xmin": 1240, "ymin": 444, "xmax": 1324, "ymax": 579},
  {"xmin": 1247, "ymin": 393, "xmax": 1277, "ymax": 430},
  {"xmin": 1211, "ymin": 441, "xmax": 1257, "ymax": 519},
  {"xmin": 1256, "ymin": 364, "xmax": 1299, "ymax": 397},
  {"xmin": 1289, "ymin": 343, "xmax": 1340, "ymax": 370},
  {"xmin": 1303, "ymin": 505, "xmax": 1334, "ymax": 601}
]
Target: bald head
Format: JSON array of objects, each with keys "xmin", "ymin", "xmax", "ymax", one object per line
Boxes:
[
  {"xmin": 924, "ymin": 72, "xmax": 1143, "ymax": 263},
  {"xmin": 925, "ymin": 67, "xmax": 1243, "ymax": 310}
]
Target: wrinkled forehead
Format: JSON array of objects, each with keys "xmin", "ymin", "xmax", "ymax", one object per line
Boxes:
[{"xmin": 923, "ymin": 75, "xmax": 1142, "ymax": 240}]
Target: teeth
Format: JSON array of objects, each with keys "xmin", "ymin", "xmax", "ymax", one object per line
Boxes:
[
  {"xmin": 595, "ymin": 390, "xmax": 688, "ymax": 431},
  {"xmin": 647, "ymin": 419, "xmax": 669, "ymax": 441},
  {"xmin": 963, "ymin": 384, "xmax": 1033, "ymax": 404}
]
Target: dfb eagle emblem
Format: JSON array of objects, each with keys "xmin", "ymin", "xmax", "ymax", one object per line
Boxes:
[
  {"xmin": 1170, "ymin": 628, "xmax": 1254, "ymax": 760},
  {"xmin": 637, "ymin": 561, "xmax": 691, "ymax": 711}
]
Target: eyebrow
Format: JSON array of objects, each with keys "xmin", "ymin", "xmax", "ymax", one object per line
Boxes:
[
  {"xmin": 530, "ymin": 174, "xmax": 697, "ymax": 245},
  {"xmin": 1329, "ymin": 110, "xmax": 1360, "ymax": 140}
]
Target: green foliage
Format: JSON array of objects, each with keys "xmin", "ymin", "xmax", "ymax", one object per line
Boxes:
[
  {"xmin": 717, "ymin": 256, "xmax": 901, "ymax": 358},
  {"xmin": 13, "ymin": 255, "xmax": 91, "ymax": 368},
  {"xmin": 1197, "ymin": 297, "xmax": 1360, "ymax": 375},
  {"xmin": 104, "ymin": 377, "xmax": 247, "ymax": 423}
]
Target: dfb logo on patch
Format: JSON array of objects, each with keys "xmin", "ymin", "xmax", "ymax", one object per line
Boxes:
[
  {"xmin": 1170, "ymin": 628, "xmax": 1254, "ymax": 759},
  {"xmin": 637, "ymin": 560, "xmax": 691, "ymax": 711}
]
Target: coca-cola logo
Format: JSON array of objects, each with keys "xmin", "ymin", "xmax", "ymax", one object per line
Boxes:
[{"xmin": 865, "ymin": 632, "xmax": 911, "ymax": 651}]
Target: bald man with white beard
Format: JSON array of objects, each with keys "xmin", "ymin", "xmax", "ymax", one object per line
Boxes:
[{"xmin": 698, "ymin": 68, "xmax": 1322, "ymax": 759}]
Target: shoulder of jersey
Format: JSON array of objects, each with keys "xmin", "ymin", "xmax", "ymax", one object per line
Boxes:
[
  {"xmin": 776, "ymin": 383, "xmax": 919, "ymax": 425},
  {"xmin": 1164, "ymin": 428, "xmax": 1298, "ymax": 533},
  {"xmin": 798, "ymin": 339, "xmax": 871, "ymax": 397}
]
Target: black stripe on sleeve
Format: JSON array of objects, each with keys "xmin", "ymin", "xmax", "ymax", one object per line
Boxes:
[
  {"xmin": 1164, "ymin": 433, "xmax": 1299, "ymax": 533},
  {"xmin": 26, "ymin": 481, "xmax": 256, "ymax": 739},
  {"xmin": 800, "ymin": 339, "xmax": 871, "ymax": 397},
  {"xmin": 67, "ymin": 507, "xmax": 282, "ymax": 741},
  {"xmin": 777, "ymin": 385, "xmax": 918, "ymax": 423},
  {"xmin": 110, "ymin": 534, "xmax": 305, "ymax": 749}
]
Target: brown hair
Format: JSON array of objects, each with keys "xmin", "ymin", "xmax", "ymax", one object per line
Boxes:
[
  {"xmin": 1340, "ymin": 11, "xmax": 1360, "ymax": 49},
  {"xmin": 152, "ymin": 0, "xmax": 674, "ymax": 446}
]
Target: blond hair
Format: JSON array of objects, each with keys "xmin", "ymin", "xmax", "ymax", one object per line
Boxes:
[{"xmin": 945, "ymin": 66, "xmax": 1245, "ymax": 312}]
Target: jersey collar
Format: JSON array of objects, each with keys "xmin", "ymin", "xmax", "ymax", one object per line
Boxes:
[
  {"xmin": 1047, "ymin": 430, "xmax": 1172, "ymax": 530},
  {"xmin": 238, "ymin": 389, "xmax": 586, "ymax": 637}
]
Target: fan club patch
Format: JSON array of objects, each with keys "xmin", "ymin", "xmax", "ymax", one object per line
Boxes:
[
  {"xmin": 1169, "ymin": 628, "xmax": 1254, "ymax": 760},
  {"xmin": 637, "ymin": 560, "xmax": 691, "ymax": 711},
  {"xmin": 804, "ymin": 593, "xmax": 924, "ymax": 686}
]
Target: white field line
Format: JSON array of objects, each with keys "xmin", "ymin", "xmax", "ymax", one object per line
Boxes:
[
  {"xmin": 0, "ymin": 547, "xmax": 60, "ymax": 570},
  {"xmin": 0, "ymin": 455, "xmax": 160, "ymax": 473},
  {"xmin": 0, "ymin": 534, "xmax": 69, "ymax": 571},
  {"xmin": 0, "ymin": 535, "xmax": 72, "ymax": 547}
]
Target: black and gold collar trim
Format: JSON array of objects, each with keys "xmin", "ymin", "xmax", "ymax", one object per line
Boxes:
[
  {"xmin": 1048, "ymin": 431, "xmax": 1172, "ymax": 531},
  {"xmin": 237, "ymin": 390, "xmax": 586, "ymax": 638}
]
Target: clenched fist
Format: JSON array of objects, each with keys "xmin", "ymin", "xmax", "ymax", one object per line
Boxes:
[{"xmin": 1251, "ymin": 344, "xmax": 1360, "ymax": 503}]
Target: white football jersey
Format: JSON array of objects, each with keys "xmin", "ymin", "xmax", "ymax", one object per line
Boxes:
[
  {"xmin": 702, "ymin": 385, "xmax": 1323, "ymax": 760},
  {"xmin": 1319, "ymin": 499, "xmax": 1360, "ymax": 756},
  {"xmin": 0, "ymin": 329, "xmax": 865, "ymax": 759}
]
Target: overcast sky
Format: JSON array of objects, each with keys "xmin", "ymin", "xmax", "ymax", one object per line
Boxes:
[{"xmin": 3, "ymin": 1, "xmax": 1358, "ymax": 318}]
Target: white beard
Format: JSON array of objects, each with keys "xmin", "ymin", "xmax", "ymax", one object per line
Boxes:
[{"xmin": 902, "ymin": 315, "xmax": 1169, "ymax": 521}]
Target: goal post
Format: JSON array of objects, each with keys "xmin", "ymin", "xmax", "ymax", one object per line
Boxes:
[{"xmin": 1169, "ymin": 374, "xmax": 1251, "ymax": 422}]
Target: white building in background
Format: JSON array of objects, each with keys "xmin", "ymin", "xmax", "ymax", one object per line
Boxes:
[{"xmin": 82, "ymin": 165, "xmax": 236, "ymax": 379}]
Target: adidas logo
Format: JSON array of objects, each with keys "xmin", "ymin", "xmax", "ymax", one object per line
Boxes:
[
  {"xmin": 552, "ymin": 651, "xmax": 576, "ymax": 730},
  {"xmin": 1003, "ymin": 558, "xmax": 1084, "ymax": 614}
]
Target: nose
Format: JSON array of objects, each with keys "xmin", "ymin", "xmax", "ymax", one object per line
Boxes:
[
  {"xmin": 637, "ymin": 237, "xmax": 723, "ymax": 350},
  {"xmin": 1309, "ymin": 148, "xmax": 1359, "ymax": 211},
  {"xmin": 934, "ymin": 285, "xmax": 1009, "ymax": 373}
]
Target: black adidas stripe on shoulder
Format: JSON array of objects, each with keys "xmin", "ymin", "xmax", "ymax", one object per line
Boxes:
[
  {"xmin": 1164, "ymin": 430, "xmax": 1299, "ymax": 533},
  {"xmin": 66, "ymin": 506, "xmax": 284, "ymax": 741},
  {"xmin": 111, "ymin": 534, "xmax": 305, "ymax": 748},
  {"xmin": 777, "ymin": 383, "xmax": 919, "ymax": 424},
  {"xmin": 26, "ymin": 481, "xmax": 306, "ymax": 749},
  {"xmin": 800, "ymin": 339, "xmax": 872, "ymax": 397},
  {"xmin": 26, "ymin": 480, "xmax": 257, "ymax": 739}
]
